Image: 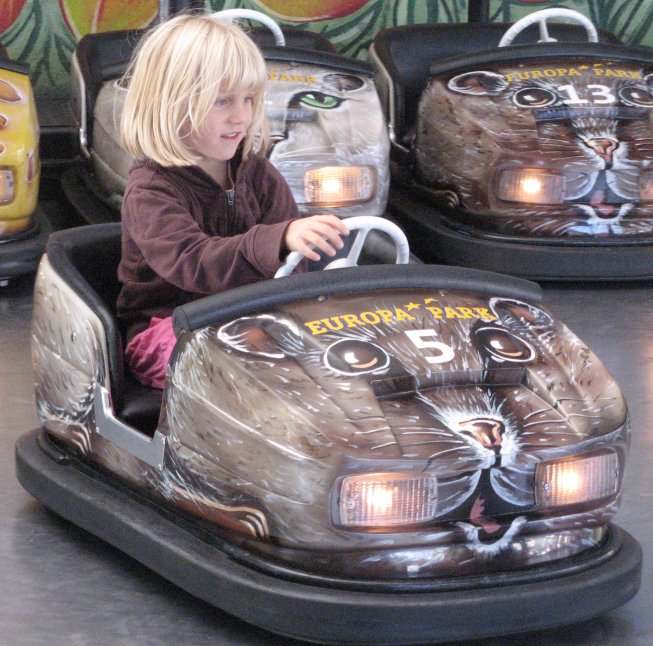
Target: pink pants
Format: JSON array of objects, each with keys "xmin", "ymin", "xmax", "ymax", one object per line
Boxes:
[{"xmin": 124, "ymin": 316, "xmax": 177, "ymax": 389}]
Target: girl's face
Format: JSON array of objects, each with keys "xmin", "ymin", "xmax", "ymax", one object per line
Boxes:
[{"xmin": 191, "ymin": 89, "xmax": 255, "ymax": 167}]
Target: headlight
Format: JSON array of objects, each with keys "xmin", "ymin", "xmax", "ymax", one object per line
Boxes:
[
  {"xmin": 336, "ymin": 471, "xmax": 438, "ymax": 529},
  {"xmin": 304, "ymin": 166, "xmax": 374, "ymax": 206},
  {"xmin": 0, "ymin": 169, "xmax": 15, "ymax": 203},
  {"xmin": 535, "ymin": 451, "xmax": 619, "ymax": 508},
  {"xmin": 497, "ymin": 169, "xmax": 565, "ymax": 205}
]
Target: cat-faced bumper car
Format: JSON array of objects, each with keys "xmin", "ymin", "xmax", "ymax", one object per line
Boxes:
[
  {"xmin": 16, "ymin": 219, "xmax": 641, "ymax": 644},
  {"xmin": 371, "ymin": 9, "xmax": 653, "ymax": 279},
  {"xmin": 64, "ymin": 10, "xmax": 389, "ymax": 224},
  {"xmin": 0, "ymin": 48, "xmax": 47, "ymax": 283}
]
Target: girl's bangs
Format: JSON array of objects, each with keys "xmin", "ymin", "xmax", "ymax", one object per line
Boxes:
[{"xmin": 215, "ymin": 34, "xmax": 266, "ymax": 94}]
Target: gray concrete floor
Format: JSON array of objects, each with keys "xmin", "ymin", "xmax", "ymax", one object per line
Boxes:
[{"xmin": 1, "ymin": 267, "xmax": 651, "ymax": 645}]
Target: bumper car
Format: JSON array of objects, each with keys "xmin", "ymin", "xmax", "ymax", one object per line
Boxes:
[
  {"xmin": 370, "ymin": 8, "xmax": 653, "ymax": 279},
  {"xmin": 16, "ymin": 216, "xmax": 641, "ymax": 644},
  {"xmin": 0, "ymin": 44, "xmax": 47, "ymax": 284},
  {"xmin": 63, "ymin": 10, "xmax": 389, "ymax": 224}
]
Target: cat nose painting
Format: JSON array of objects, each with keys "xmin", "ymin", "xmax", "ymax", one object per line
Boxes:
[{"xmin": 5, "ymin": 3, "xmax": 652, "ymax": 646}]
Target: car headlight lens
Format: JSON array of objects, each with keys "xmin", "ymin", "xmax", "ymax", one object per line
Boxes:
[
  {"xmin": 304, "ymin": 166, "xmax": 374, "ymax": 206},
  {"xmin": 497, "ymin": 169, "xmax": 565, "ymax": 205},
  {"xmin": 337, "ymin": 471, "xmax": 438, "ymax": 528},
  {"xmin": 0, "ymin": 169, "xmax": 15, "ymax": 203},
  {"xmin": 535, "ymin": 451, "xmax": 619, "ymax": 508}
]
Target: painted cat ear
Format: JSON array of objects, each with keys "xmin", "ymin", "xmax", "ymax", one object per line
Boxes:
[
  {"xmin": 488, "ymin": 298, "xmax": 553, "ymax": 329},
  {"xmin": 447, "ymin": 71, "xmax": 508, "ymax": 96},
  {"xmin": 217, "ymin": 314, "xmax": 303, "ymax": 359},
  {"xmin": 322, "ymin": 73, "xmax": 365, "ymax": 92}
]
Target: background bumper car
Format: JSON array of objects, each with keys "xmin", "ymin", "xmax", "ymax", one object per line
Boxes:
[
  {"xmin": 16, "ymin": 217, "xmax": 641, "ymax": 644},
  {"xmin": 0, "ymin": 45, "xmax": 48, "ymax": 284},
  {"xmin": 370, "ymin": 9, "xmax": 653, "ymax": 279},
  {"xmin": 63, "ymin": 10, "xmax": 389, "ymax": 226}
]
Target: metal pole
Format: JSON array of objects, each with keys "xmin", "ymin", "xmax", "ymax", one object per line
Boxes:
[
  {"xmin": 468, "ymin": 0, "xmax": 490, "ymax": 22},
  {"xmin": 159, "ymin": 0, "xmax": 205, "ymax": 22},
  {"xmin": 158, "ymin": 0, "xmax": 169, "ymax": 23}
]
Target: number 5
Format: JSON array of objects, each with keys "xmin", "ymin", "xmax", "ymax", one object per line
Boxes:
[{"xmin": 405, "ymin": 329, "xmax": 455, "ymax": 364}]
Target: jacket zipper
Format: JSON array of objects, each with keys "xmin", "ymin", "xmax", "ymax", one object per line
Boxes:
[{"xmin": 226, "ymin": 187, "xmax": 235, "ymax": 219}]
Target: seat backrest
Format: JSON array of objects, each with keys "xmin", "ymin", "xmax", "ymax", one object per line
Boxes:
[
  {"xmin": 45, "ymin": 224, "xmax": 166, "ymax": 434},
  {"xmin": 372, "ymin": 21, "xmax": 622, "ymax": 142},
  {"xmin": 250, "ymin": 25, "xmax": 336, "ymax": 52},
  {"xmin": 74, "ymin": 29, "xmax": 143, "ymax": 119},
  {"xmin": 45, "ymin": 223, "xmax": 125, "ymax": 406}
]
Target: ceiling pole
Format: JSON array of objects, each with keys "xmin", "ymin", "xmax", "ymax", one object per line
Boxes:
[
  {"xmin": 158, "ymin": 0, "xmax": 169, "ymax": 22},
  {"xmin": 468, "ymin": 0, "xmax": 490, "ymax": 22},
  {"xmin": 160, "ymin": 0, "xmax": 206, "ymax": 22}
]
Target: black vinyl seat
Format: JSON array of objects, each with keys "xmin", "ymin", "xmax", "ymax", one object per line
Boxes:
[{"xmin": 44, "ymin": 224, "xmax": 162, "ymax": 435}]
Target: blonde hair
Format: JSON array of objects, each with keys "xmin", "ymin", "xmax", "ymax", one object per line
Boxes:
[{"xmin": 120, "ymin": 13, "xmax": 269, "ymax": 166}]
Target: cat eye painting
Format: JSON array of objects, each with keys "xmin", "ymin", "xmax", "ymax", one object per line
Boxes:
[
  {"xmin": 16, "ymin": 221, "xmax": 641, "ymax": 645},
  {"xmin": 371, "ymin": 9, "xmax": 653, "ymax": 279}
]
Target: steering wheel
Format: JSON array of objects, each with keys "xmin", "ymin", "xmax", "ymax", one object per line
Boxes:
[
  {"xmin": 211, "ymin": 8, "xmax": 286, "ymax": 46},
  {"xmin": 498, "ymin": 8, "xmax": 598, "ymax": 47},
  {"xmin": 274, "ymin": 216, "xmax": 410, "ymax": 278}
]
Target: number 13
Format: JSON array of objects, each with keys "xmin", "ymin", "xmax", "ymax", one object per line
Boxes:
[{"xmin": 558, "ymin": 83, "xmax": 615, "ymax": 105}]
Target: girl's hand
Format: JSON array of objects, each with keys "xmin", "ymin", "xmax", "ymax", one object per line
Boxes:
[{"xmin": 284, "ymin": 214, "xmax": 350, "ymax": 262}]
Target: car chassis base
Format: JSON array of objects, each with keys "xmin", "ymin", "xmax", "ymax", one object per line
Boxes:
[
  {"xmin": 390, "ymin": 183, "xmax": 653, "ymax": 281},
  {"xmin": 15, "ymin": 428, "xmax": 642, "ymax": 645},
  {"xmin": 0, "ymin": 207, "xmax": 52, "ymax": 282}
]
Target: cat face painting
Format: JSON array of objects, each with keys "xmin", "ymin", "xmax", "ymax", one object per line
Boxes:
[{"xmin": 416, "ymin": 58, "xmax": 653, "ymax": 238}]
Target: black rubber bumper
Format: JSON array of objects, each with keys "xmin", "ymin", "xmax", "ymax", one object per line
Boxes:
[
  {"xmin": 389, "ymin": 184, "xmax": 653, "ymax": 280},
  {"xmin": 0, "ymin": 207, "xmax": 51, "ymax": 281},
  {"xmin": 15, "ymin": 428, "xmax": 642, "ymax": 645}
]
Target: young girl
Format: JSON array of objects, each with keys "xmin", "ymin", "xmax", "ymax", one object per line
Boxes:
[{"xmin": 116, "ymin": 13, "xmax": 349, "ymax": 389}]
